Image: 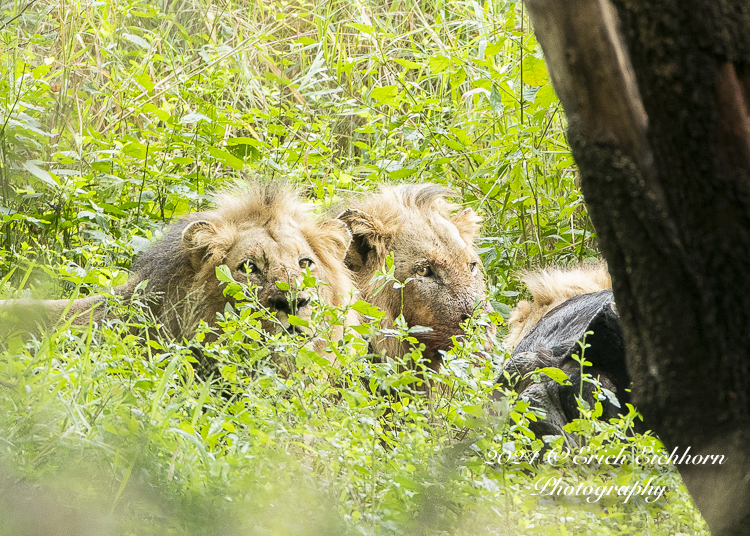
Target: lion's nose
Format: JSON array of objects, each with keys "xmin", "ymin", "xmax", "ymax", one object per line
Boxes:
[
  {"xmin": 269, "ymin": 297, "xmax": 290, "ymax": 314},
  {"xmin": 269, "ymin": 294, "xmax": 310, "ymax": 314}
]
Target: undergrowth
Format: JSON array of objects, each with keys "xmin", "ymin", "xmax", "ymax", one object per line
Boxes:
[{"xmin": 0, "ymin": 294, "xmax": 706, "ymax": 535}]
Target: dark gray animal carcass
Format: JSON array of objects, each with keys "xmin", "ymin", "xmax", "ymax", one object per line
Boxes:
[{"xmin": 498, "ymin": 289, "xmax": 630, "ymax": 440}]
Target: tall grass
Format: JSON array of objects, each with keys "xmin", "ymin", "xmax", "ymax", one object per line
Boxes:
[{"xmin": 2, "ymin": 0, "xmax": 592, "ymax": 298}]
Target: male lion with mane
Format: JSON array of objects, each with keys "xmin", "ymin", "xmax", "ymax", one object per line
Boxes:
[
  {"xmin": 336, "ymin": 184, "xmax": 495, "ymax": 370},
  {"xmin": 1, "ymin": 181, "xmax": 357, "ymax": 358}
]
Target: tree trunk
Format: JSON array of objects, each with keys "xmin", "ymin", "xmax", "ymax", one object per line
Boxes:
[{"xmin": 524, "ymin": 1, "xmax": 750, "ymax": 534}]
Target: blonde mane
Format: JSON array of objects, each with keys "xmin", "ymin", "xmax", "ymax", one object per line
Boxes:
[
  {"xmin": 505, "ymin": 263, "xmax": 611, "ymax": 349},
  {"xmin": 212, "ymin": 180, "xmax": 313, "ymax": 229}
]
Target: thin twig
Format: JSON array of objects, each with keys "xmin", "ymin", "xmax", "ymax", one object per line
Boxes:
[{"xmin": 0, "ymin": 0, "xmax": 41, "ymax": 31}]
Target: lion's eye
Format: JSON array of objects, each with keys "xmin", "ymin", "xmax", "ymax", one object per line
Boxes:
[
  {"xmin": 416, "ymin": 265, "xmax": 432, "ymax": 277},
  {"xmin": 469, "ymin": 262, "xmax": 478, "ymax": 274},
  {"xmin": 238, "ymin": 260, "xmax": 258, "ymax": 274},
  {"xmin": 299, "ymin": 258, "xmax": 315, "ymax": 270}
]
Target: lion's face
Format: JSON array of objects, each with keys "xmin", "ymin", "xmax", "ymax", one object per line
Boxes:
[
  {"xmin": 226, "ymin": 224, "xmax": 319, "ymax": 333},
  {"xmin": 390, "ymin": 210, "xmax": 493, "ymax": 361},
  {"xmin": 182, "ymin": 217, "xmax": 353, "ymax": 338},
  {"xmin": 338, "ymin": 185, "xmax": 495, "ymax": 368}
]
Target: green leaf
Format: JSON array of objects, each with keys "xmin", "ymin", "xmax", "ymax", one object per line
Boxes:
[
  {"xmin": 389, "ymin": 168, "xmax": 416, "ymax": 180},
  {"xmin": 338, "ymin": 172, "xmax": 354, "ymax": 185},
  {"xmin": 348, "ymin": 23, "xmax": 374, "ymax": 35},
  {"xmin": 136, "ymin": 72, "xmax": 154, "ymax": 92},
  {"xmin": 351, "ymin": 300, "xmax": 381, "ymax": 317},
  {"xmin": 535, "ymin": 84, "xmax": 558, "ymax": 108},
  {"xmin": 535, "ymin": 367, "xmax": 569, "ymax": 385},
  {"xmin": 450, "ymin": 127, "xmax": 471, "ymax": 146},
  {"xmin": 489, "ymin": 86, "xmax": 504, "ymax": 113},
  {"xmin": 122, "ymin": 32, "xmax": 150, "ymax": 49},
  {"xmin": 100, "ymin": 203, "xmax": 127, "ymax": 216},
  {"xmin": 288, "ymin": 315, "xmax": 309, "ymax": 327},
  {"xmin": 370, "ymin": 85, "xmax": 400, "ymax": 107},
  {"xmin": 522, "ymin": 55, "xmax": 549, "ymax": 86},
  {"xmin": 23, "ymin": 161, "xmax": 58, "ymax": 187},
  {"xmin": 461, "ymin": 403, "xmax": 485, "ymax": 418},
  {"xmin": 429, "ymin": 54, "xmax": 451, "ymax": 73},
  {"xmin": 215, "ymin": 265, "xmax": 235, "ymax": 283},
  {"xmin": 226, "ymin": 137, "xmax": 261, "ymax": 148},
  {"xmin": 494, "ymin": 303, "xmax": 512, "ymax": 319},
  {"xmin": 226, "ymin": 137, "xmax": 261, "ymax": 161},
  {"xmin": 32, "ymin": 64, "xmax": 51, "ymax": 79},
  {"xmin": 484, "ymin": 41, "xmax": 504, "ymax": 56},
  {"xmin": 123, "ymin": 140, "xmax": 148, "ymax": 159},
  {"xmin": 444, "ymin": 138, "xmax": 464, "ymax": 151},
  {"xmin": 180, "ymin": 112, "xmax": 212, "ymax": 124},
  {"xmin": 141, "ymin": 103, "xmax": 169, "ymax": 121},
  {"xmin": 394, "ymin": 58, "xmax": 423, "ymax": 70},
  {"xmin": 207, "ymin": 146, "xmax": 245, "ymax": 170},
  {"xmin": 601, "ymin": 387, "xmax": 621, "ymax": 408},
  {"xmin": 275, "ymin": 281, "xmax": 290, "ymax": 291}
]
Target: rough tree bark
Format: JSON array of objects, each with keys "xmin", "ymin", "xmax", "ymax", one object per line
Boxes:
[{"xmin": 524, "ymin": 1, "xmax": 750, "ymax": 534}]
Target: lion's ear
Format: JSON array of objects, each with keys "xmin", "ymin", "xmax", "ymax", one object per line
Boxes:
[
  {"xmin": 311, "ymin": 219, "xmax": 353, "ymax": 261},
  {"xmin": 182, "ymin": 220, "xmax": 218, "ymax": 272},
  {"xmin": 452, "ymin": 207, "xmax": 482, "ymax": 245},
  {"xmin": 336, "ymin": 208, "xmax": 389, "ymax": 268}
]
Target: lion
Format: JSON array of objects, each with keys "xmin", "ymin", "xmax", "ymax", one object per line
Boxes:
[
  {"xmin": 1, "ymin": 181, "xmax": 357, "ymax": 358},
  {"xmin": 504, "ymin": 262, "xmax": 611, "ymax": 349},
  {"xmin": 336, "ymin": 184, "xmax": 495, "ymax": 370}
]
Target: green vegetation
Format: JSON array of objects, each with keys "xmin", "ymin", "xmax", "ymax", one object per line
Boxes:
[{"xmin": 0, "ymin": 0, "xmax": 707, "ymax": 534}]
